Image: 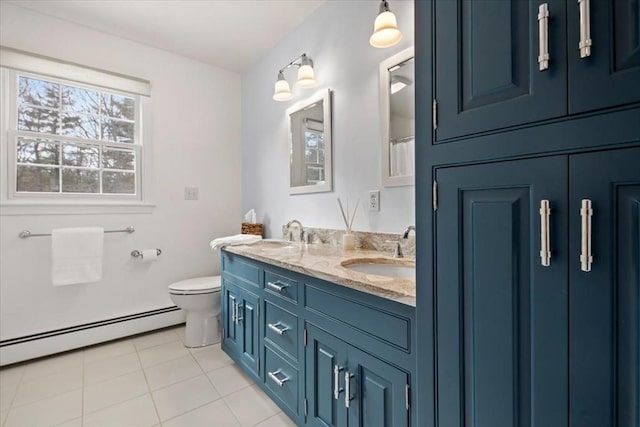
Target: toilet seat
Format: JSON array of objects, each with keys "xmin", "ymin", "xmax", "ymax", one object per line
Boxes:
[{"xmin": 169, "ymin": 276, "xmax": 222, "ymax": 295}]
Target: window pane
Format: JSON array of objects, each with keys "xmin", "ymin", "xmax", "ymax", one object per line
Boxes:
[
  {"xmin": 319, "ymin": 149, "xmax": 325, "ymax": 163},
  {"xmin": 305, "ymin": 149, "xmax": 317, "ymax": 163},
  {"xmin": 102, "ymin": 94, "xmax": 135, "ymax": 120},
  {"xmin": 61, "ymin": 169, "xmax": 99, "ymax": 193},
  {"xmin": 102, "ymin": 148, "xmax": 135, "ymax": 170},
  {"xmin": 102, "ymin": 171, "xmax": 135, "ymax": 194},
  {"xmin": 62, "ymin": 144, "xmax": 99, "ymax": 168},
  {"xmin": 61, "ymin": 113, "xmax": 100, "ymax": 140},
  {"xmin": 18, "ymin": 106, "xmax": 59, "ymax": 134},
  {"xmin": 17, "ymin": 138, "xmax": 59, "ymax": 165},
  {"xmin": 17, "ymin": 165, "xmax": 60, "ymax": 192},
  {"xmin": 62, "ymin": 85, "xmax": 100, "ymax": 115},
  {"xmin": 18, "ymin": 77, "xmax": 60, "ymax": 108},
  {"xmin": 101, "ymin": 119, "xmax": 134, "ymax": 143}
]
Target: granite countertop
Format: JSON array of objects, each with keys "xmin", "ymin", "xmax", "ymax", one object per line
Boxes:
[{"xmin": 223, "ymin": 241, "xmax": 416, "ymax": 307}]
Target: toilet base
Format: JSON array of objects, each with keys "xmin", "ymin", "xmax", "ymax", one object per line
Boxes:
[{"xmin": 184, "ymin": 310, "xmax": 221, "ymax": 348}]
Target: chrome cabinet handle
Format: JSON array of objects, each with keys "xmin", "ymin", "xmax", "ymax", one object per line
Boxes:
[
  {"xmin": 236, "ymin": 302, "xmax": 243, "ymax": 324},
  {"xmin": 540, "ymin": 200, "xmax": 551, "ymax": 266},
  {"xmin": 232, "ymin": 301, "xmax": 237, "ymax": 324},
  {"xmin": 578, "ymin": 0, "xmax": 592, "ymax": 58},
  {"xmin": 538, "ymin": 3, "xmax": 550, "ymax": 71},
  {"xmin": 267, "ymin": 322, "xmax": 290, "ymax": 335},
  {"xmin": 268, "ymin": 369, "xmax": 290, "ymax": 387},
  {"xmin": 345, "ymin": 371, "xmax": 354, "ymax": 408},
  {"xmin": 580, "ymin": 199, "xmax": 593, "ymax": 272},
  {"xmin": 333, "ymin": 365, "xmax": 344, "ymax": 399},
  {"xmin": 266, "ymin": 281, "xmax": 289, "ymax": 292}
]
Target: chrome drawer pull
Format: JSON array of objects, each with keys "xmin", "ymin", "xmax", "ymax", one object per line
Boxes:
[
  {"xmin": 333, "ymin": 365, "xmax": 344, "ymax": 399},
  {"xmin": 268, "ymin": 369, "xmax": 290, "ymax": 387},
  {"xmin": 538, "ymin": 3, "xmax": 550, "ymax": 71},
  {"xmin": 345, "ymin": 371, "xmax": 354, "ymax": 408},
  {"xmin": 267, "ymin": 281, "xmax": 289, "ymax": 292},
  {"xmin": 267, "ymin": 322, "xmax": 290, "ymax": 335},
  {"xmin": 540, "ymin": 200, "xmax": 551, "ymax": 266},
  {"xmin": 580, "ymin": 199, "xmax": 593, "ymax": 272},
  {"xmin": 578, "ymin": 0, "xmax": 592, "ymax": 58}
]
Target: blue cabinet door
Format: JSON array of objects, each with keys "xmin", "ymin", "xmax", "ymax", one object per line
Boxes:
[
  {"xmin": 569, "ymin": 147, "xmax": 640, "ymax": 427},
  {"xmin": 223, "ymin": 280, "xmax": 241, "ymax": 354},
  {"xmin": 346, "ymin": 346, "xmax": 409, "ymax": 427},
  {"xmin": 567, "ymin": 0, "xmax": 640, "ymax": 113},
  {"xmin": 435, "ymin": 156, "xmax": 569, "ymax": 427},
  {"xmin": 305, "ymin": 324, "xmax": 348, "ymax": 427},
  {"xmin": 223, "ymin": 279, "xmax": 260, "ymax": 377},
  {"xmin": 434, "ymin": 0, "xmax": 567, "ymax": 141},
  {"xmin": 239, "ymin": 290, "xmax": 260, "ymax": 377}
]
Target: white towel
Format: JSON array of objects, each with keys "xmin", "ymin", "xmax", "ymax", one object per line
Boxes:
[
  {"xmin": 210, "ymin": 234, "xmax": 262, "ymax": 250},
  {"xmin": 52, "ymin": 227, "xmax": 104, "ymax": 286}
]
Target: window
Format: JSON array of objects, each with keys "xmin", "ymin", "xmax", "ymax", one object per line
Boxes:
[
  {"xmin": 11, "ymin": 74, "xmax": 139, "ymax": 197},
  {"xmin": 0, "ymin": 46, "xmax": 152, "ymax": 211}
]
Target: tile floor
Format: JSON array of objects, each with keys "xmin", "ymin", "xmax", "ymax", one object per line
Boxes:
[{"xmin": 0, "ymin": 326, "xmax": 297, "ymax": 427}]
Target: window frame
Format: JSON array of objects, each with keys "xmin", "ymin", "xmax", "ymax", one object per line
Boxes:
[{"xmin": 0, "ymin": 66, "xmax": 154, "ymax": 215}]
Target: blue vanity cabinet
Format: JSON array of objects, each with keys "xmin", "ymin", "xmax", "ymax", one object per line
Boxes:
[
  {"xmin": 221, "ymin": 251, "xmax": 416, "ymax": 427},
  {"xmin": 569, "ymin": 147, "xmax": 640, "ymax": 427},
  {"xmin": 222, "ymin": 278, "xmax": 260, "ymax": 379},
  {"xmin": 435, "ymin": 156, "xmax": 569, "ymax": 427},
  {"xmin": 567, "ymin": 0, "xmax": 640, "ymax": 114},
  {"xmin": 434, "ymin": 0, "xmax": 567, "ymax": 141}
]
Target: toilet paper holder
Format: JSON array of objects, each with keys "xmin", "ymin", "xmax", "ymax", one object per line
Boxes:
[{"xmin": 131, "ymin": 249, "xmax": 162, "ymax": 258}]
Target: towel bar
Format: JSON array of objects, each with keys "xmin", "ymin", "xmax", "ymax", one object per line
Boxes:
[{"xmin": 19, "ymin": 226, "xmax": 135, "ymax": 239}]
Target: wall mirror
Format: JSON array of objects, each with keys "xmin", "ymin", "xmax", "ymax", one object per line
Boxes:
[
  {"xmin": 380, "ymin": 47, "xmax": 415, "ymax": 187},
  {"xmin": 287, "ymin": 88, "xmax": 332, "ymax": 195}
]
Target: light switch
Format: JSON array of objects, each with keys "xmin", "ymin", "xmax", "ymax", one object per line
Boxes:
[{"xmin": 184, "ymin": 187, "xmax": 199, "ymax": 200}]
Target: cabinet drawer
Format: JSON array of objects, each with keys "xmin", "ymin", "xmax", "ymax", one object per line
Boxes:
[
  {"xmin": 264, "ymin": 300, "xmax": 298, "ymax": 360},
  {"xmin": 264, "ymin": 346, "xmax": 298, "ymax": 415},
  {"xmin": 264, "ymin": 270, "xmax": 298, "ymax": 303},
  {"xmin": 222, "ymin": 253, "xmax": 260, "ymax": 286},
  {"xmin": 305, "ymin": 285, "xmax": 410, "ymax": 351}
]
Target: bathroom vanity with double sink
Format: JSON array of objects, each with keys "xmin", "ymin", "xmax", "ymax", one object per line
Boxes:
[{"xmin": 220, "ymin": 240, "xmax": 416, "ymax": 427}]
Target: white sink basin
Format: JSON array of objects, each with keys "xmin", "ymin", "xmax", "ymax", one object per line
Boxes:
[
  {"xmin": 342, "ymin": 259, "xmax": 415, "ymax": 278},
  {"xmin": 259, "ymin": 239, "xmax": 297, "ymax": 249}
]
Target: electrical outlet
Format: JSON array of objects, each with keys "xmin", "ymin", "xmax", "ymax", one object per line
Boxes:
[
  {"xmin": 184, "ymin": 187, "xmax": 199, "ymax": 200},
  {"xmin": 369, "ymin": 190, "xmax": 380, "ymax": 212}
]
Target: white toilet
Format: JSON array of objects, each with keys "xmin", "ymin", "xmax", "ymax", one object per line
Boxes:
[{"xmin": 168, "ymin": 276, "xmax": 222, "ymax": 348}]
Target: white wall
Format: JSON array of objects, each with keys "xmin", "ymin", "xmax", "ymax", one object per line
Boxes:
[
  {"xmin": 242, "ymin": 0, "xmax": 415, "ymax": 237},
  {"xmin": 0, "ymin": 3, "xmax": 242, "ymax": 341}
]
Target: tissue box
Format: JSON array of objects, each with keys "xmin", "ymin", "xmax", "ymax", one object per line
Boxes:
[{"xmin": 241, "ymin": 223, "xmax": 263, "ymax": 236}]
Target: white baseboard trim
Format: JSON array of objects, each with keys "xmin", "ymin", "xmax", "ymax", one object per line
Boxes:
[{"xmin": 0, "ymin": 306, "xmax": 186, "ymax": 366}]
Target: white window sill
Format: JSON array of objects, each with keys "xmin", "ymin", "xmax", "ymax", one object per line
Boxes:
[{"xmin": 0, "ymin": 200, "xmax": 156, "ymax": 216}]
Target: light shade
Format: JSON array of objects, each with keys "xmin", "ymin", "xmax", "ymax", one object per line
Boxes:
[
  {"xmin": 296, "ymin": 64, "xmax": 317, "ymax": 88},
  {"xmin": 369, "ymin": 11, "xmax": 403, "ymax": 48},
  {"xmin": 273, "ymin": 78, "xmax": 293, "ymax": 101}
]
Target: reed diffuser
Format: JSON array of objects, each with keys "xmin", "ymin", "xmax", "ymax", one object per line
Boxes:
[{"xmin": 337, "ymin": 197, "xmax": 359, "ymax": 250}]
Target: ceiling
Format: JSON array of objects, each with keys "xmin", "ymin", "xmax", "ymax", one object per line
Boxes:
[{"xmin": 6, "ymin": 0, "xmax": 326, "ymax": 73}]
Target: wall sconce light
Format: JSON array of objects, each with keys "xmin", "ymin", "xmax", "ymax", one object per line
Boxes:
[
  {"xmin": 369, "ymin": 0, "xmax": 403, "ymax": 48},
  {"xmin": 272, "ymin": 53, "xmax": 318, "ymax": 101}
]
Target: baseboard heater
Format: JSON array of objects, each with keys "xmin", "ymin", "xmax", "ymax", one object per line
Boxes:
[{"xmin": 0, "ymin": 306, "xmax": 185, "ymax": 366}]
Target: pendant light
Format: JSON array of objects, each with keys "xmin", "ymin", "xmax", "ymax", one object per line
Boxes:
[
  {"xmin": 369, "ymin": 0, "xmax": 403, "ymax": 48},
  {"xmin": 272, "ymin": 53, "xmax": 318, "ymax": 101}
]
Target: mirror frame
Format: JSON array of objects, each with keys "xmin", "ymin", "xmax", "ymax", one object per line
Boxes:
[
  {"xmin": 287, "ymin": 88, "xmax": 333, "ymax": 195},
  {"xmin": 380, "ymin": 47, "xmax": 415, "ymax": 187}
]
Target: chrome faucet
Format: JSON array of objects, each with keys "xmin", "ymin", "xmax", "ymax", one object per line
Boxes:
[
  {"xmin": 402, "ymin": 225, "xmax": 415, "ymax": 239},
  {"xmin": 286, "ymin": 219, "xmax": 304, "ymax": 242}
]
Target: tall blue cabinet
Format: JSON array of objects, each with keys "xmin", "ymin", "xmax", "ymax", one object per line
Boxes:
[{"xmin": 415, "ymin": 1, "xmax": 640, "ymax": 426}]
